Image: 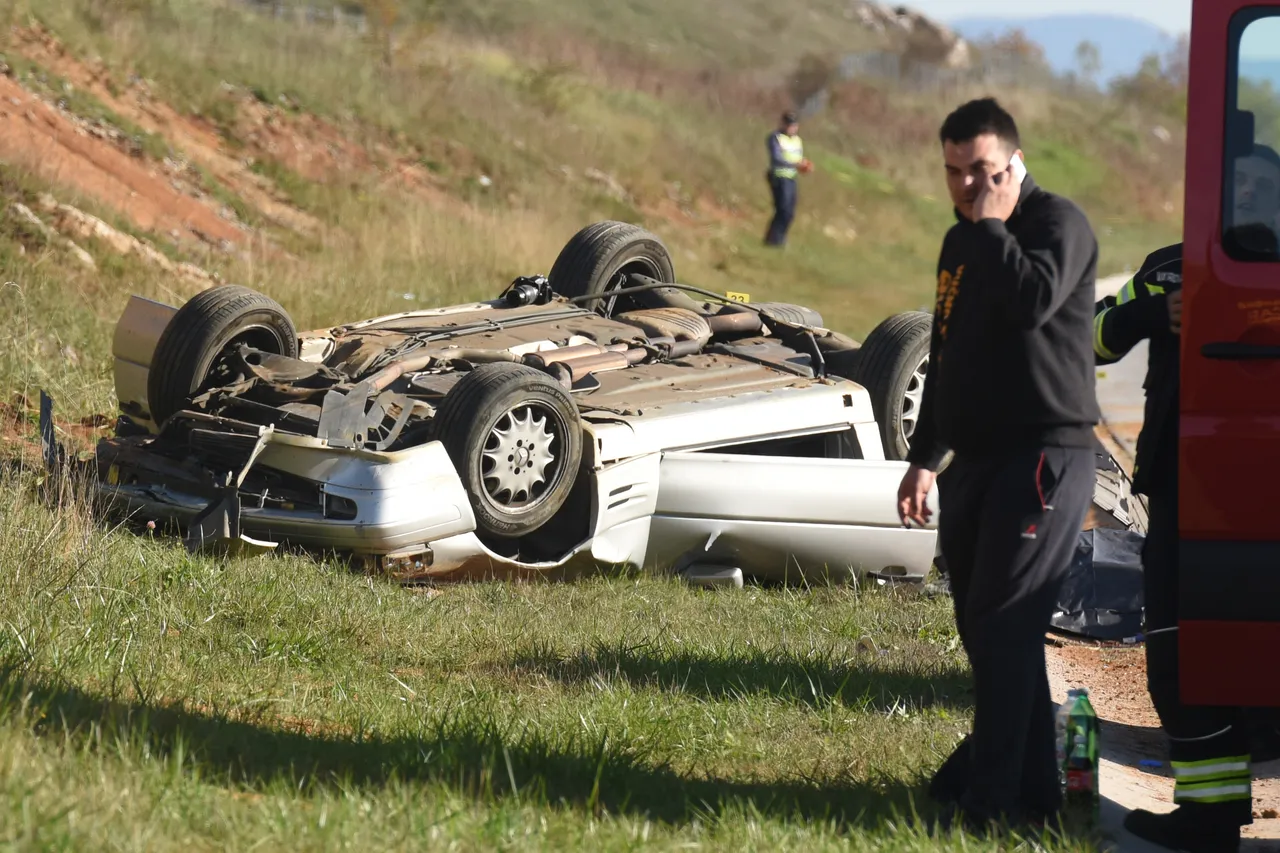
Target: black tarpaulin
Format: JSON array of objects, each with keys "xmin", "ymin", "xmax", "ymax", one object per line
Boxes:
[{"xmin": 1050, "ymin": 527, "xmax": 1146, "ymax": 640}]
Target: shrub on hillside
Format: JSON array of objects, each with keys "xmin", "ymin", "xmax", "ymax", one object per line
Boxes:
[{"xmin": 1110, "ymin": 35, "xmax": 1189, "ymax": 121}]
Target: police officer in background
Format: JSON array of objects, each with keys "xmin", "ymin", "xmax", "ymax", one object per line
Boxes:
[
  {"xmin": 1095, "ymin": 143, "xmax": 1280, "ymax": 853},
  {"xmin": 763, "ymin": 111, "xmax": 812, "ymax": 247}
]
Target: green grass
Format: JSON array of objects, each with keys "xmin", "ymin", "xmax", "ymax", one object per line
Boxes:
[
  {"xmin": 0, "ymin": 217, "xmax": 1109, "ymax": 850},
  {"xmin": 0, "ymin": 462, "xmax": 1112, "ymax": 852},
  {"xmin": 416, "ymin": 0, "xmax": 885, "ymax": 73},
  {"xmin": 0, "ymin": 1, "xmax": 1194, "ymax": 846},
  {"xmin": 247, "ymin": 158, "xmax": 332, "ymax": 218},
  {"xmin": 0, "ymin": 216, "xmax": 1104, "ymax": 850}
]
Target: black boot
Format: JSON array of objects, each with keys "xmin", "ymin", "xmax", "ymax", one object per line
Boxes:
[{"xmin": 1123, "ymin": 807, "xmax": 1242, "ymax": 853}]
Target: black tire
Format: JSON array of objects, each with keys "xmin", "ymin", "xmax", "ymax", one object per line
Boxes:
[
  {"xmin": 147, "ymin": 285, "xmax": 298, "ymax": 426},
  {"xmin": 432, "ymin": 362, "xmax": 583, "ymax": 540},
  {"xmin": 849, "ymin": 311, "xmax": 933, "ymax": 462},
  {"xmin": 547, "ymin": 221, "xmax": 676, "ymax": 314}
]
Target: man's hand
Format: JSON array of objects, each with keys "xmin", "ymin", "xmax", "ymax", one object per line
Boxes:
[
  {"xmin": 971, "ymin": 163, "xmax": 1023, "ymax": 223},
  {"xmin": 897, "ymin": 464, "xmax": 936, "ymax": 527},
  {"xmin": 1168, "ymin": 289, "xmax": 1182, "ymax": 334}
]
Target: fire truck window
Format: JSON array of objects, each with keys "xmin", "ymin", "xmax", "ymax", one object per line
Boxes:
[{"xmin": 1229, "ymin": 15, "xmax": 1280, "ymax": 260}]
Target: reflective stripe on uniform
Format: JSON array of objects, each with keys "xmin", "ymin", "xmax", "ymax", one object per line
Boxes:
[
  {"xmin": 1174, "ymin": 781, "xmax": 1253, "ymax": 804},
  {"xmin": 1172, "ymin": 755, "xmax": 1252, "ymax": 804},
  {"xmin": 1117, "ymin": 274, "xmax": 1165, "ymax": 302},
  {"xmin": 1094, "ymin": 306, "xmax": 1119, "ymax": 359},
  {"xmin": 1116, "ymin": 276, "xmax": 1140, "ymax": 304},
  {"xmin": 1172, "ymin": 756, "xmax": 1251, "ymax": 780},
  {"xmin": 1095, "ymin": 272, "xmax": 1166, "ymax": 360}
]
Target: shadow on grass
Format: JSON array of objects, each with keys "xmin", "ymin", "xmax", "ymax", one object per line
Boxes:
[
  {"xmin": 0, "ymin": 660, "xmax": 947, "ymax": 830},
  {"xmin": 506, "ymin": 638, "xmax": 974, "ymax": 713}
]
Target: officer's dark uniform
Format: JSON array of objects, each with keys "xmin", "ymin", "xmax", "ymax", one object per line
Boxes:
[{"xmin": 1094, "ymin": 244, "xmax": 1253, "ymax": 851}]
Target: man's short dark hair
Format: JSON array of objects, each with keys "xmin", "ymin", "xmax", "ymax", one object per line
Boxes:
[
  {"xmin": 939, "ymin": 97, "xmax": 1021, "ymax": 151},
  {"xmin": 782, "ymin": 110, "xmax": 798, "ymax": 125}
]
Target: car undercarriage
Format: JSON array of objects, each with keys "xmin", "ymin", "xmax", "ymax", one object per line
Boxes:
[{"xmin": 67, "ymin": 220, "xmax": 1142, "ymax": 587}]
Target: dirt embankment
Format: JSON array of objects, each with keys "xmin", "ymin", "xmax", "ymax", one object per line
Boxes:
[
  {"xmin": 9, "ymin": 24, "xmax": 322, "ymax": 241},
  {"xmin": 0, "ymin": 24, "xmax": 474, "ymax": 256},
  {"xmin": 0, "ymin": 22, "xmax": 760, "ymax": 273},
  {"xmin": 0, "ymin": 71, "xmax": 247, "ymax": 249}
]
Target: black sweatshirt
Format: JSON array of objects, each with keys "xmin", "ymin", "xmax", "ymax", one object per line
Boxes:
[{"xmin": 907, "ymin": 174, "xmax": 1102, "ymax": 470}]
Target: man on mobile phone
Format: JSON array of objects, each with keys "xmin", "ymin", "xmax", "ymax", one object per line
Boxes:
[{"xmin": 897, "ymin": 97, "xmax": 1102, "ymax": 831}]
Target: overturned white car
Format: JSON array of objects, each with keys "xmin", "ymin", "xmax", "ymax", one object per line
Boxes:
[{"xmin": 83, "ymin": 220, "xmax": 1137, "ymax": 585}]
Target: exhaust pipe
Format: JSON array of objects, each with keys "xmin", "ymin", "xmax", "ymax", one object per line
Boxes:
[
  {"xmin": 568, "ymin": 351, "xmax": 632, "ymax": 383},
  {"xmin": 522, "ymin": 342, "xmax": 630, "ymax": 369},
  {"xmin": 706, "ymin": 311, "xmax": 763, "ymax": 336},
  {"xmin": 665, "ymin": 339, "xmax": 702, "ymax": 359},
  {"xmin": 368, "ymin": 349, "xmax": 522, "ymax": 392}
]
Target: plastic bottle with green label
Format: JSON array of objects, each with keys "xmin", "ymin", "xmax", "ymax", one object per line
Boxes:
[{"xmin": 1055, "ymin": 688, "xmax": 1101, "ymax": 826}]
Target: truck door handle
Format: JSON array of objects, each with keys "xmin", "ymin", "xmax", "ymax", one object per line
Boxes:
[{"xmin": 1202, "ymin": 342, "xmax": 1280, "ymax": 360}]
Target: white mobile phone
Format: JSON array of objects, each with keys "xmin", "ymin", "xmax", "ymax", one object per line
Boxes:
[{"xmin": 1009, "ymin": 152, "xmax": 1027, "ymax": 182}]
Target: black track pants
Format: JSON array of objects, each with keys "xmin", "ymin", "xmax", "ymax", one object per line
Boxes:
[{"xmin": 933, "ymin": 445, "xmax": 1096, "ymax": 821}]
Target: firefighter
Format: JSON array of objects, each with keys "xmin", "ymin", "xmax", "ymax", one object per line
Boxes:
[
  {"xmin": 763, "ymin": 111, "xmax": 812, "ymax": 247},
  {"xmin": 899, "ymin": 97, "xmax": 1102, "ymax": 831},
  {"xmin": 1095, "ymin": 143, "xmax": 1280, "ymax": 852}
]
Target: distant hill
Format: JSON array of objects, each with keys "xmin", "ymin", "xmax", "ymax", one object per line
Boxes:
[{"xmin": 949, "ymin": 14, "xmax": 1176, "ymax": 84}]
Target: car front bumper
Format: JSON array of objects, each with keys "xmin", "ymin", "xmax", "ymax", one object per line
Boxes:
[{"xmin": 97, "ymin": 434, "xmax": 479, "ymax": 556}]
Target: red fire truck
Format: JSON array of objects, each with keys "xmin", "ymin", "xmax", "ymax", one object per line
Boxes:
[{"xmin": 1180, "ymin": 0, "xmax": 1280, "ymax": 707}]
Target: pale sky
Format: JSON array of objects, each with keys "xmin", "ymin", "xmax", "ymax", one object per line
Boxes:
[{"xmin": 911, "ymin": 0, "xmax": 1192, "ymax": 35}]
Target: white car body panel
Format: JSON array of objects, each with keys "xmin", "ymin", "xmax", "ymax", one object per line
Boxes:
[
  {"xmin": 422, "ymin": 454, "xmax": 663, "ymax": 579},
  {"xmin": 414, "ymin": 445, "xmax": 935, "ymax": 582},
  {"xmin": 336, "ymin": 301, "xmax": 501, "ymax": 332},
  {"xmin": 590, "ymin": 451, "xmax": 662, "ymax": 538},
  {"xmin": 653, "ymin": 452, "xmax": 933, "ymax": 528},
  {"xmin": 111, "ymin": 295, "xmax": 177, "ymax": 429},
  {"xmin": 583, "ymin": 382, "xmax": 881, "ymax": 463},
  {"xmin": 647, "ymin": 452, "xmax": 939, "ymax": 581},
  {"xmin": 646, "ymin": 518, "xmax": 937, "ymax": 583}
]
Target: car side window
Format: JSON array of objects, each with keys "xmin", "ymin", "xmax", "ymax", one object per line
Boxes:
[{"xmin": 1225, "ymin": 11, "xmax": 1280, "ymax": 261}]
